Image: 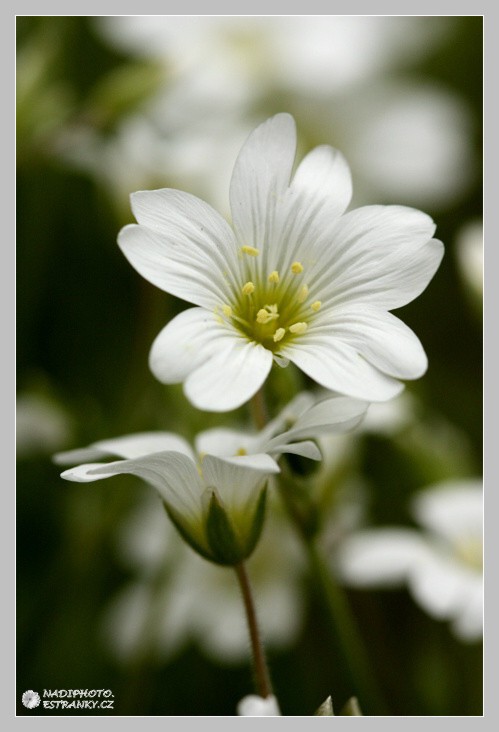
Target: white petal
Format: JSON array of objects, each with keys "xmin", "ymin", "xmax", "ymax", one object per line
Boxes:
[
  {"xmin": 408, "ymin": 553, "xmax": 475, "ymax": 621},
  {"xmin": 149, "ymin": 307, "xmax": 228, "ymax": 384},
  {"xmin": 118, "ymin": 188, "xmax": 240, "ymax": 309},
  {"xmin": 291, "ymin": 145, "xmax": 352, "ymax": 218},
  {"xmin": 237, "ymin": 694, "xmax": 281, "ymax": 716},
  {"xmin": 195, "ymin": 428, "xmax": 258, "ymax": 459},
  {"xmin": 229, "ymin": 113, "xmax": 296, "ymax": 249},
  {"xmin": 451, "ymin": 577, "xmax": 483, "ymax": 641},
  {"xmin": 202, "ymin": 453, "xmax": 279, "ymax": 521},
  {"xmin": 95, "ymin": 432, "xmax": 195, "ymax": 460},
  {"xmin": 61, "ymin": 462, "xmax": 119, "ymax": 483},
  {"xmin": 306, "ymin": 205, "xmax": 442, "ymax": 310},
  {"xmin": 269, "ymin": 440, "xmax": 322, "ymax": 460},
  {"xmin": 285, "ymin": 335, "xmax": 403, "ymax": 401},
  {"xmin": 258, "ymin": 392, "xmax": 316, "ymax": 444},
  {"xmin": 317, "ymin": 304, "xmax": 428, "ymax": 379},
  {"xmin": 54, "ymin": 447, "xmax": 109, "ymax": 465},
  {"xmin": 411, "ymin": 481, "xmax": 483, "ymax": 542},
  {"xmin": 184, "ymin": 338, "xmax": 273, "ymax": 412},
  {"xmin": 337, "ymin": 529, "xmax": 428, "ymax": 586},
  {"xmin": 72, "ymin": 452, "xmax": 203, "ymax": 527},
  {"xmin": 265, "ymin": 146, "xmax": 352, "ymax": 273},
  {"xmin": 269, "ymin": 395, "xmax": 368, "ymax": 446},
  {"xmin": 54, "ymin": 432, "xmax": 195, "ymax": 465}
]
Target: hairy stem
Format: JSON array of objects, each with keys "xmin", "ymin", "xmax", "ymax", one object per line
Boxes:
[{"xmin": 234, "ymin": 561, "xmax": 273, "ymax": 699}]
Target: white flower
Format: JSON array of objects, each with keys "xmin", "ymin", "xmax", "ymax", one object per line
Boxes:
[
  {"xmin": 337, "ymin": 480, "xmax": 483, "ymax": 641},
  {"xmin": 237, "ymin": 694, "xmax": 281, "ymax": 716},
  {"xmin": 55, "ymin": 432, "xmax": 279, "ymax": 565},
  {"xmin": 102, "ymin": 493, "xmax": 306, "ymax": 665},
  {"xmin": 195, "ymin": 391, "xmax": 368, "ymax": 463},
  {"xmin": 17, "ymin": 391, "xmax": 74, "ymax": 457},
  {"xmin": 118, "ymin": 113, "xmax": 444, "ymax": 412}
]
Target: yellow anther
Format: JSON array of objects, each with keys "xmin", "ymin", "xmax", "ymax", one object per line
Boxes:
[
  {"xmin": 236, "ymin": 447, "xmax": 248, "ymax": 456},
  {"xmin": 241, "ymin": 245, "xmax": 260, "ymax": 257},
  {"xmin": 222, "ymin": 305, "xmax": 233, "ymax": 318},
  {"xmin": 268, "ymin": 270, "xmax": 280, "ymax": 284},
  {"xmin": 311, "ymin": 300, "xmax": 322, "ymax": 312},
  {"xmin": 273, "ymin": 328, "xmax": 286, "ymax": 343},
  {"xmin": 291, "ymin": 261, "xmax": 304, "ymax": 274},
  {"xmin": 298, "ymin": 284, "xmax": 309, "ymax": 303},
  {"xmin": 289, "ymin": 322, "xmax": 308, "ymax": 335},
  {"xmin": 256, "ymin": 304, "xmax": 279, "ymax": 324},
  {"xmin": 257, "ymin": 308, "xmax": 272, "ymax": 324},
  {"xmin": 242, "ymin": 281, "xmax": 255, "ymax": 295}
]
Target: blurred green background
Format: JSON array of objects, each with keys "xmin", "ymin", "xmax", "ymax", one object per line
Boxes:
[{"xmin": 17, "ymin": 16, "xmax": 482, "ymax": 716}]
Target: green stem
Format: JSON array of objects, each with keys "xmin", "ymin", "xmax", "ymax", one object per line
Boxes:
[
  {"xmin": 234, "ymin": 561, "xmax": 273, "ymax": 699},
  {"xmin": 304, "ymin": 536, "xmax": 388, "ymax": 714},
  {"xmin": 249, "ymin": 388, "xmax": 387, "ymax": 714},
  {"xmin": 250, "ymin": 386, "xmax": 269, "ymax": 430}
]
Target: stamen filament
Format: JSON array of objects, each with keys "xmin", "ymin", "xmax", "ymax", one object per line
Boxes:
[{"xmin": 298, "ymin": 284, "xmax": 309, "ymax": 303}]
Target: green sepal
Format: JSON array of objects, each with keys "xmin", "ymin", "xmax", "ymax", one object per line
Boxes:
[
  {"xmin": 243, "ymin": 485, "xmax": 268, "ymax": 559},
  {"xmin": 341, "ymin": 697, "xmax": 363, "ymax": 716},
  {"xmin": 206, "ymin": 491, "xmax": 245, "ymax": 566},
  {"xmin": 162, "ymin": 502, "xmax": 215, "ymax": 564},
  {"xmin": 314, "ymin": 695, "xmax": 334, "ymax": 716}
]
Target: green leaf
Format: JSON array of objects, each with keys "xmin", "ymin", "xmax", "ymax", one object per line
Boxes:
[{"xmin": 162, "ymin": 503, "xmax": 215, "ymax": 563}]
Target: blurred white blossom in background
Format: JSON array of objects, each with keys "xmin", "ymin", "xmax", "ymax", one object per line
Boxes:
[
  {"xmin": 100, "ymin": 491, "xmax": 307, "ymax": 664},
  {"xmin": 455, "ymin": 218, "xmax": 483, "ymax": 307},
  {"xmin": 336, "ymin": 480, "xmax": 483, "ymax": 642},
  {"xmin": 55, "ymin": 16, "xmax": 474, "ymax": 216},
  {"xmin": 16, "ymin": 391, "xmax": 74, "ymax": 457}
]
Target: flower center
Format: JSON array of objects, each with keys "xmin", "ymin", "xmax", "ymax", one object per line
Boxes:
[
  {"xmin": 217, "ymin": 251, "xmax": 322, "ymax": 351},
  {"xmin": 455, "ymin": 536, "xmax": 483, "ymax": 571}
]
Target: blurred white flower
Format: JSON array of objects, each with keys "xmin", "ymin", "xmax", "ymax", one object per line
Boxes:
[
  {"xmin": 266, "ymin": 16, "xmax": 450, "ymax": 95},
  {"xmin": 237, "ymin": 693, "xmax": 281, "ymax": 716},
  {"xmin": 337, "ymin": 480, "xmax": 483, "ymax": 641},
  {"xmin": 455, "ymin": 218, "xmax": 483, "ymax": 302},
  {"xmin": 16, "ymin": 391, "xmax": 73, "ymax": 457},
  {"xmin": 358, "ymin": 391, "xmax": 415, "ymax": 437},
  {"xmin": 120, "ymin": 113, "xmax": 443, "ymax": 411},
  {"xmin": 97, "ymin": 16, "xmax": 449, "ymax": 95},
  {"xmin": 101, "ymin": 491, "xmax": 306, "ymax": 664},
  {"xmin": 58, "ymin": 17, "xmax": 471, "ymax": 216},
  {"xmin": 333, "ymin": 82, "xmax": 474, "ymax": 209}
]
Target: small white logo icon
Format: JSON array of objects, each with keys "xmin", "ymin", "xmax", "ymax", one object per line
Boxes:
[{"xmin": 22, "ymin": 690, "xmax": 41, "ymax": 709}]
